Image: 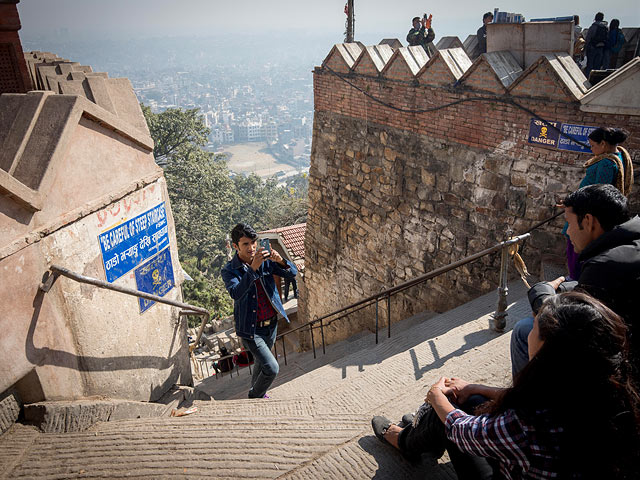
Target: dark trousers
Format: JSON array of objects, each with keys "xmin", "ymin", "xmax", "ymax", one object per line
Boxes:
[
  {"xmin": 284, "ymin": 277, "xmax": 297, "ymax": 300},
  {"xmin": 398, "ymin": 395, "xmax": 497, "ymax": 480},
  {"xmin": 585, "ymin": 45, "xmax": 604, "ymax": 78}
]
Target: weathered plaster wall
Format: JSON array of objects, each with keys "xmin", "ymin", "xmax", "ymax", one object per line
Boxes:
[
  {"xmin": 302, "ymin": 62, "xmax": 640, "ymax": 345},
  {"xmin": 1, "ymin": 56, "xmax": 191, "ymax": 402}
]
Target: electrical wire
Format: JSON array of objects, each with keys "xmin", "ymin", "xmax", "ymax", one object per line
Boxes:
[{"xmin": 322, "ymin": 64, "xmax": 592, "ymax": 149}]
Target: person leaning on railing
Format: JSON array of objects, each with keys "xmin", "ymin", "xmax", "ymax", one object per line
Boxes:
[{"xmin": 372, "ymin": 292, "xmax": 640, "ymax": 479}]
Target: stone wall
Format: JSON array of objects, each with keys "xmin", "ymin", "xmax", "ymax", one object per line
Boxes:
[{"xmin": 301, "ymin": 44, "xmax": 640, "ymax": 345}]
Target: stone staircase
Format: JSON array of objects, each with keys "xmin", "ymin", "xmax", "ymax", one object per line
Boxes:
[{"xmin": 0, "ymin": 280, "xmax": 532, "ymax": 479}]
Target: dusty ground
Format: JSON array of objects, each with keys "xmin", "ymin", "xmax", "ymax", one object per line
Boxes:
[{"xmin": 223, "ymin": 142, "xmax": 298, "ymax": 178}]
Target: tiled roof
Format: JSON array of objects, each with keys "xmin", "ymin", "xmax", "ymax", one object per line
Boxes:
[{"xmin": 260, "ymin": 223, "xmax": 306, "ymax": 259}]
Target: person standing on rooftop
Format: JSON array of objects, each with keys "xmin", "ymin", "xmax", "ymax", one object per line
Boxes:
[
  {"xmin": 584, "ymin": 12, "xmax": 608, "ymax": 77},
  {"xmin": 477, "ymin": 12, "xmax": 493, "ymax": 54},
  {"xmin": 406, "ymin": 14, "xmax": 436, "ymax": 57}
]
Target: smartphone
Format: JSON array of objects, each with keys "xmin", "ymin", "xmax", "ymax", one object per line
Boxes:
[{"xmin": 259, "ymin": 238, "xmax": 271, "ymax": 254}]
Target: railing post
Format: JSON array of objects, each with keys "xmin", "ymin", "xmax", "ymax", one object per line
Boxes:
[
  {"xmin": 375, "ymin": 298, "xmax": 379, "ymax": 344},
  {"xmin": 281, "ymin": 336, "xmax": 287, "ymax": 365},
  {"xmin": 318, "ymin": 316, "xmax": 326, "ymax": 355},
  {"xmin": 387, "ymin": 293, "xmax": 391, "ymax": 338},
  {"xmin": 309, "ymin": 323, "xmax": 316, "ymax": 359},
  {"xmin": 492, "ymin": 229, "xmax": 513, "ymax": 331}
]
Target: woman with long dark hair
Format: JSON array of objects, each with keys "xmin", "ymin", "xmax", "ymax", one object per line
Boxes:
[
  {"xmin": 564, "ymin": 127, "xmax": 633, "ymax": 278},
  {"xmin": 372, "ymin": 292, "xmax": 640, "ymax": 478}
]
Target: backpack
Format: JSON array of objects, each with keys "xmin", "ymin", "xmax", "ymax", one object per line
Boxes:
[{"xmin": 591, "ymin": 23, "xmax": 608, "ymax": 47}]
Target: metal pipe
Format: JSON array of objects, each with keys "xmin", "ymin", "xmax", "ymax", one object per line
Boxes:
[
  {"xmin": 387, "ymin": 293, "xmax": 391, "ymax": 338},
  {"xmin": 375, "ymin": 298, "xmax": 379, "ymax": 345},
  {"xmin": 493, "ymin": 230, "xmax": 513, "ymax": 331},
  {"xmin": 310, "ymin": 323, "xmax": 316, "ymax": 359},
  {"xmin": 320, "ymin": 318, "xmax": 326, "ymax": 355},
  {"xmin": 281, "ymin": 336, "xmax": 287, "ymax": 366},
  {"xmin": 47, "ymin": 265, "xmax": 211, "ymax": 350},
  {"xmin": 313, "ymin": 234, "xmax": 530, "ymax": 324}
]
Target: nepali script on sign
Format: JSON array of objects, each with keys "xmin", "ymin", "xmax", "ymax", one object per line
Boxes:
[{"xmin": 98, "ymin": 203, "xmax": 170, "ymax": 283}]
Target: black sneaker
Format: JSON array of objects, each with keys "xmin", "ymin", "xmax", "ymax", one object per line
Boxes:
[
  {"xmin": 371, "ymin": 416, "xmax": 392, "ymax": 443},
  {"xmin": 397, "ymin": 413, "xmax": 414, "ymax": 428}
]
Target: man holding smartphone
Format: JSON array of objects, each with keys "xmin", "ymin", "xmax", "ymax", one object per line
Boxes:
[
  {"xmin": 221, "ymin": 223, "xmax": 297, "ymax": 398},
  {"xmin": 406, "ymin": 13, "xmax": 435, "ymax": 56}
]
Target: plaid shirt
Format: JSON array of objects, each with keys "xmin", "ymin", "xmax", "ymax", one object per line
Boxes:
[
  {"xmin": 255, "ymin": 278, "xmax": 277, "ymax": 321},
  {"xmin": 446, "ymin": 408, "xmax": 565, "ymax": 479}
]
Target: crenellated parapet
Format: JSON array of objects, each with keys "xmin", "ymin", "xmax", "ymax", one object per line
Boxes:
[{"xmin": 23, "ymin": 51, "xmax": 149, "ymax": 135}]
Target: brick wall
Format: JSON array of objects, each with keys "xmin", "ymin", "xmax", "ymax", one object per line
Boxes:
[
  {"xmin": 301, "ymin": 61, "xmax": 640, "ymax": 345},
  {"xmin": 0, "ymin": 2, "xmax": 33, "ymax": 94}
]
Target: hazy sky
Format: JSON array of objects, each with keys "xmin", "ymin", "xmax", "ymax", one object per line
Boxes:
[{"xmin": 18, "ymin": 0, "xmax": 640, "ymax": 44}]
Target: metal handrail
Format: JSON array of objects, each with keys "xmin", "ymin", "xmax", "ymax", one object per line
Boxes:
[
  {"xmin": 311, "ymin": 233, "xmax": 530, "ymax": 326},
  {"xmin": 40, "ymin": 265, "xmax": 210, "ymax": 351},
  {"xmin": 205, "ymin": 231, "xmax": 533, "ymax": 381}
]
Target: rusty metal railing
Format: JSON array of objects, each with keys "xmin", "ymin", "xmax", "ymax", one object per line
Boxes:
[{"xmin": 39, "ymin": 265, "xmax": 211, "ymax": 377}]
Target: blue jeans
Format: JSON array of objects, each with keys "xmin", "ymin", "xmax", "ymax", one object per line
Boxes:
[
  {"xmin": 241, "ymin": 321, "xmax": 279, "ymax": 398},
  {"xmin": 510, "ymin": 316, "xmax": 534, "ymax": 379}
]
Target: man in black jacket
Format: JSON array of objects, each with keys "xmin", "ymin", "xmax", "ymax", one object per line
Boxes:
[
  {"xmin": 511, "ymin": 184, "xmax": 640, "ymax": 376},
  {"xmin": 407, "ymin": 14, "xmax": 436, "ymax": 56},
  {"xmin": 477, "ymin": 12, "xmax": 494, "ymax": 55}
]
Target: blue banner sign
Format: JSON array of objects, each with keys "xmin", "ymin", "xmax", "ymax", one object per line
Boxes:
[
  {"xmin": 527, "ymin": 118, "xmax": 560, "ymax": 148},
  {"xmin": 134, "ymin": 247, "xmax": 175, "ymax": 313},
  {"xmin": 557, "ymin": 123, "xmax": 597, "ymax": 153},
  {"xmin": 99, "ymin": 203, "xmax": 169, "ymax": 283}
]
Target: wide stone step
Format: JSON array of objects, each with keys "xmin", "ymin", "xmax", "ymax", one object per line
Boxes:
[{"xmin": 0, "ymin": 280, "xmax": 532, "ymax": 479}]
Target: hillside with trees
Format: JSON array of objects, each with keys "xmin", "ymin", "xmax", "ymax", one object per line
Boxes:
[{"xmin": 142, "ymin": 105, "xmax": 308, "ymax": 321}]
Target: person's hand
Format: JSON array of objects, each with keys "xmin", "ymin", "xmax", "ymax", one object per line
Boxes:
[
  {"xmin": 425, "ymin": 377, "xmax": 452, "ymax": 403},
  {"xmin": 250, "ymin": 248, "xmax": 269, "ymax": 271},
  {"xmin": 445, "ymin": 377, "xmax": 473, "ymax": 404},
  {"xmin": 548, "ymin": 276, "xmax": 566, "ymax": 291},
  {"xmin": 425, "ymin": 14, "xmax": 432, "ymax": 29},
  {"xmin": 270, "ymin": 248, "xmax": 285, "ymax": 265}
]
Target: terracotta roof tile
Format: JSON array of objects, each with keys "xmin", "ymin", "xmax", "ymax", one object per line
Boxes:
[{"xmin": 260, "ymin": 223, "xmax": 306, "ymax": 259}]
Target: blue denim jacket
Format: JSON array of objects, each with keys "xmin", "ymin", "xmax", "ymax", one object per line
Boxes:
[{"xmin": 221, "ymin": 254, "xmax": 298, "ymax": 339}]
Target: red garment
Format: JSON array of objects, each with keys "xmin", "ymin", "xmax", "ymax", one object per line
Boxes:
[{"xmin": 255, "ymin": 278, "xmax": 276, "ymax": 321}]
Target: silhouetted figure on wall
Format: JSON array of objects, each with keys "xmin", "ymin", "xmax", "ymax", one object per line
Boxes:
[{"xmin": 477, "ymin": 12, "xmax": 493, "ymax": 54}]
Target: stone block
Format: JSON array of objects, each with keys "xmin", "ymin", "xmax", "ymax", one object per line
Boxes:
[
  {"xmin": 23, "ymin": 399, "xmax": 175, "ymax": 433},
  {"xmin": 0, "ymin": 389, "xmax": 21, "ymax": 435},
  {"xmin": 510, "ymin": 173, "xmax": 527, "ymax": 187}
]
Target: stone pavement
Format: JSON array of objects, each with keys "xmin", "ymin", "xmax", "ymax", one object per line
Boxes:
[{"xmin": 0, "ymin": 281, "xmax": 531, "ymax": 479}]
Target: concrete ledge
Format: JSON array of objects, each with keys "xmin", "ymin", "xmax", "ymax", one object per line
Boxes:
[
  {"xmin": 23, "ymin": 386, "xmax": 213, "ymax": 433},
  {"xmin": 24, "ymin": 399, "xmax": 174, "ymax": 433},
  {"xmin": 0, "ymin": 389, "xmax": 21, "ymax": 435}
]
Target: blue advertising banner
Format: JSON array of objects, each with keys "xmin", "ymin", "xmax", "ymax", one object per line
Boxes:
[
  {"xmin": 527, "ymin": 118, "xmax": 560, "ymax": 148},
  {"xmin": 134, "ymin": 247, "xmax": 175, "ymax": 313},
  {"xmin": 557, "ymin": 123, "xmax": 597, "ymax": 153},
  {"xmin": 98, "ymin": 203, "xmax": 169, "ymax": 283}
]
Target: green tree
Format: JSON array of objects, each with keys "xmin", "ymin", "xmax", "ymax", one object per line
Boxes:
[
  {"xmin": 141, "ymin": 105, "xmax": 210, "ymax": 166},
  {"xmin": 142, "ymin": 104, "xmax": 309, "ymax": 320},
  {"xmin": 164, "ymin": 149, "xmax": 234, "ymax": 269}
]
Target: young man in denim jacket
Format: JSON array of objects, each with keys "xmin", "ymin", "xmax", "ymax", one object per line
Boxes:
[{"xmin": 221, "ymin": 223, "xmax": 298, "ymax": 398}]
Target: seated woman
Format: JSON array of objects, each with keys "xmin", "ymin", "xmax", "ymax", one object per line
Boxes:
[{"xmin": 372, "ymin": 292, "xmax": 640, "ymax": 479}]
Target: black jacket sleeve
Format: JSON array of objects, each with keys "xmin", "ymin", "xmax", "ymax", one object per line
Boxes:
[{"xmin": 528, "ymin": 280, "xmax": 578, "ymax": 315}]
